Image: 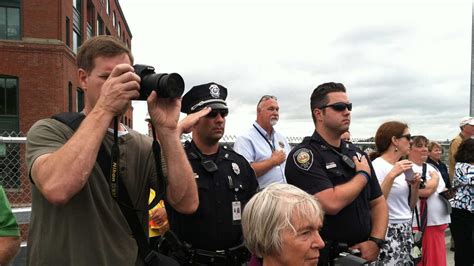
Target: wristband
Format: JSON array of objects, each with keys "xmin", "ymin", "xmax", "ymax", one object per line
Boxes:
[
  {"xmin": 368, "ymin": 236, "xmax": 387, "ymax": 249},
  {"xmin": 356, "ymin": 170, "xmax": 371, "ymax": 182}
]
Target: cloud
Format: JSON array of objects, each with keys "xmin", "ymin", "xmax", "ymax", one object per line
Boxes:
[{"xmin": 122, "ymin": 0, "xmax": 472, "ymax": 141}]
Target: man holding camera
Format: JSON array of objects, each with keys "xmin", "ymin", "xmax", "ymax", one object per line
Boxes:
[
  {"xmin": 285, "ymin": 82, "xmax": 388, "ymax": 265},
  {"xmin": 162, "ymin": 83, "xmax": 259, "ymax": 265},
  {"xmin": 25, "ymin": 36, "xmax": 198, "ymax": 265}
]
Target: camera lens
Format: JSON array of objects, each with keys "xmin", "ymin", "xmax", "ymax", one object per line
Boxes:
[
  {"xmin": 133, "ymin": 64, "xmax": 185, "ymax": 100},
  {"xmin": 139, "ymin": 72, "xmax": 184, "ymax": 100},
  {"xmin": 157, "ymin": 73, "xmax": 185, "ymax": 98}
]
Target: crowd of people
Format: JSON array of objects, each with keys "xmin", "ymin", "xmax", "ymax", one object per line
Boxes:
[{"xmin": 1, "ymin": 35, "xmax": 473, "ymax": 266}]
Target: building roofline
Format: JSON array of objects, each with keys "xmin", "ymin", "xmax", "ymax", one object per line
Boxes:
[{"xmin": 115, "ymin": 0, "xmax": 133, "ymax": 39}]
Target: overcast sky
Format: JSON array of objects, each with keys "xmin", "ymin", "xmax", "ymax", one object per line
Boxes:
[{"xmin": 119, "ymin": 0, "xmax": 472, "ymax": 141}]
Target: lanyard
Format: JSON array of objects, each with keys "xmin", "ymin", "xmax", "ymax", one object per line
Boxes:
[{"xmin": 253, "ymin": 124, "xmax": 275, "ymax": 151}]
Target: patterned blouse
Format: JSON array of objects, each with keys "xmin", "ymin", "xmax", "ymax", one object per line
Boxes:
[{"xmin": 451, "ymin": 162, "xmax": 474, "ymax": 213}]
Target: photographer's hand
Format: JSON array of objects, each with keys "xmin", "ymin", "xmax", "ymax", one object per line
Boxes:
[
  {"xmin": 147, "ymin": 91, "xmax": 181, "ymax": 135},
  {"xmin": 178, "ymin": 107, "xmax": 211, "ymax": 135},
  {"xmin": 94, "ymin": 63, "xmax": 140, "ymax": 117},
  {"xmin": 147, "ymin": 91, "xmax": 199, "ymax": 214}
]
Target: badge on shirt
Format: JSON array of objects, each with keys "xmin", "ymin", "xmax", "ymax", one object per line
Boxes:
[
  {"xmin": 293, "ymin": 148, "xmax": 313, "ymax": 170},
  {"xmin": 232, "ymin": 201, "xmax": 242, "ymax": 222},
  {"xmin": 232, "ymin": 163, "xmax": 240, "ymax": 175},
  {"xmin": 278, "ymin": 141, "xmax": 285, "ymax": 149}
]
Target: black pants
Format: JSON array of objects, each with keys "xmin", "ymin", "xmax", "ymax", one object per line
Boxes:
[{"xmin": 450, "ymin": 208, "xmax": 474, "ymax": 266}]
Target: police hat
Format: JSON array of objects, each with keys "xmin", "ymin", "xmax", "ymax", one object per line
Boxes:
[{"xmin": 181, "ymin": 83, "xmax": 228, "ymax": 114}]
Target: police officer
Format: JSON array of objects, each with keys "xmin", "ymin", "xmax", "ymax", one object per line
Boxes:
[
  {"xmin": 285, "ymin": 82, "xmax": 388, "ymax": 265},
  {"xmin": 163, "ymin": 82, "xmax": 259, "ymax": 266}
]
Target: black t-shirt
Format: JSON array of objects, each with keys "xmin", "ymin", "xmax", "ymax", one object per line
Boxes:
[
  {"xmin": 285, "ymin": 131, "xmax": 383, "ymax": 246},
  {"xmin": 166, "ymin": 141, "xmax": 259, "ymax": 250}
]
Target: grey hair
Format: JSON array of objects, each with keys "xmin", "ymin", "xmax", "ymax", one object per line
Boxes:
[{"xmin": 241, "ymin": 183, "xmax": 324, "ymax": 258}]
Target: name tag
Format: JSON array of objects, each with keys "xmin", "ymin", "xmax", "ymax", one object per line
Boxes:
[
  {"xmin": 232, "ymin": 201, "xmax": 241, "ymax": 221},
  {"xmin": 326, "ymin": 162, "xmax": 337, "ymax": 169}
]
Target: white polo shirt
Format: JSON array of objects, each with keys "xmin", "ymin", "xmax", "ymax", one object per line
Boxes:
[{"xmin": 234, "ymin": 122, "xmax": 290, "ymax": 188}]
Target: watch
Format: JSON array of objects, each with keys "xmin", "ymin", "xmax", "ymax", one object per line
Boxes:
[{"xmin": 368, "ymin": 236, "xmax": 387, "ymax": 248}]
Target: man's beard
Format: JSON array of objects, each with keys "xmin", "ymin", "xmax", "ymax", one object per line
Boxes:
[{"xmin": 270, "ymin": 118, "xmax": 278, "ymax": 126}]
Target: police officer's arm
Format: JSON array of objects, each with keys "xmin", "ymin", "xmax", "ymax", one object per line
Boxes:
[
  {"xmin": 177, "ymin": 107, "xmax": 211, "ymax": 135},
  {"xmin": 29, "ymin": 65, "xmax": 140, "ymax": 205},
  {"xmin": 351, "ymin": 195, "xmax": 388, "ymax": 262},
  {"xmin": 315, "ymin": 155, "xmax": 371, "ymax": 215},
  {"xmin": 148, "ymin": 92, "xmax": 198, "ymax": 214}
]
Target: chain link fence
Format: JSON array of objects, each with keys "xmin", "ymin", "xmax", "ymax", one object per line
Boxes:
[
  {"xmin": 0, "ymin": 131, "xmax": 30, "ymax": 208},
  {"xmin": 0, "ymin": 131, "xmax": 451, "ymax": 209}
]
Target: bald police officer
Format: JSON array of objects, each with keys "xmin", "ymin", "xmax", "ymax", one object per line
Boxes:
[{"xmin": 164, "ymin": 83, "xmax": 259, "ymax": 266}]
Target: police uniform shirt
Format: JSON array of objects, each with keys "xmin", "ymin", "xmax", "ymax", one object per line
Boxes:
[
  {"xmin": 285, "ymin": 131, "xmax": 383, "ymax": 246},
  {"xmin": 166, "ymin": 141, "xmax": 259, "ymax": 251}
]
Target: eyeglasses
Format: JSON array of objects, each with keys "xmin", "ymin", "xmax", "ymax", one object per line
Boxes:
[
  {"xmin": 206, "ymin": 109, "xmax": 229, "ymax": 118},
  {"xmin": 257, "ymin": 95, "xmax": 277, "ymax": 105},
  {"xmin": 318, "ymin": 102, "xmax": 352, "ymax": 112},
  {"xmin": 398, "ymin": 134, "xmax": 411, "ymax": 141}
]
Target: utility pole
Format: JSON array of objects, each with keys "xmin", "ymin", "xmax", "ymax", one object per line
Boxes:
[{"xmin": 471, "ymin": 2, "xmax": 474, "ymax": 115}]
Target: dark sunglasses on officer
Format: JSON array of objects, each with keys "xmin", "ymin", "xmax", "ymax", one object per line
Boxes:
[
  {"xmin": 206, "ymin": 109, "xmax": 229, "ymax": 118},
  {"xmin": 318, "ymin": 102, "xmax": 352, "ymax": 112}
]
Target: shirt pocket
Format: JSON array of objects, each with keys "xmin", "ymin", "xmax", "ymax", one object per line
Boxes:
[{"xmin": 195, "ymin": 177, "xmax": 211, "ymax": 218}]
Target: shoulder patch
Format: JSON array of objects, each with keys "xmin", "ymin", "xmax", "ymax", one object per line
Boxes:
[{"xmin": 293, "ymin": 148, "xmax": 313, "ymax": 171}]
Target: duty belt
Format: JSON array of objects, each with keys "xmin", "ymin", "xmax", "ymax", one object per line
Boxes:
[
  {"xmin": 188, "ymin": 244, "xmax": 250, "ymax": 265},
  {"xmin": 159, "ymin": 230, "xmax": 250, "ymax": 265}
]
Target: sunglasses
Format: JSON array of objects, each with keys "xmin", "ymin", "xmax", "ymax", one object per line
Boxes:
[
  {"xmin": 258, "ymin": 95, "xmax": 278, "ymax": 105},
  {"xmin": 398, "ymin": 134, "xmax": 412, "ymax": 141},
  {"xmin": 318, "ymin": 102, "xmax": 352, "ymax": 112},
  {"xmin": 206, "ymin": 109, "xmax": 229, "ymax": 118}
]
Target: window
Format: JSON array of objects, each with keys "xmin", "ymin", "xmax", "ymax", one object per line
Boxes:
[
  {"xmin": 96, "ymin": 16, "xmax": 103, "ymax": 35},
  {"xmin": 0, "ymin": 2, "xmax": 20, "ymax": 40},
  {"xmin": 73, "ymin": 29, "xmax": 80, "ymax": 53},
  {"xmin": 76, "ymin": 88, "xmax": 84, "ymax": 112},
  {"xmin": 106, "ymin": 0, "xmax": 110, "ymax": 15},
  {"xmin": 87, "ymin": 3, "xmax": 94, "ymax": 39},
  {"xmin": 72, "ymin": 0, "xmax": 81, "ymax": 53},
  {"xmin": 72, "ymin": 0, "xmax": 81, "ymax": 9},
  {"xmin": 68, "ymin": 82, "xmax": 73, "ymax": 112},
  {"xmin": 0, "ymin": 77, "xmax": 18, "ymax": 115},
  {"xmin": 66, "ymin": 17, "xmax": 70, "ymax": 46},
  {"xmin": 117, "ymin": 22, "xmax": 121, "ymax": 38},
  {"xmin": 112, "ymin": 11, "xmax": 116, "ymax": 27}
]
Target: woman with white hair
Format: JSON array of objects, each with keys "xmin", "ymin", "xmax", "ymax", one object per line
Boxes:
[{"xmin": 242, "ymin": 183, "xmax": 325, "ymax": 266}]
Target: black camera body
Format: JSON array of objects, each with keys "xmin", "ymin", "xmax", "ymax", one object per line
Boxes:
[{"xmin": 133, "ymin": 64, "xmax": 185, "ymax": 100}]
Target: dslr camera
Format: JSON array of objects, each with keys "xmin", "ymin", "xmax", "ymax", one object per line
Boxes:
[{"xmin": 133, "ymin": 64, "xmax": 185, "ymax": 100}]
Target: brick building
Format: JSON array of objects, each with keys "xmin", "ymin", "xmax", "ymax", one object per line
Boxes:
[
  {"xmin": 0, "ymin": 0, "xmax": 133, "ymax": 135},
  {"xmin": 0, "ymin": 0, "xmax": 133, "ymax": 242}
]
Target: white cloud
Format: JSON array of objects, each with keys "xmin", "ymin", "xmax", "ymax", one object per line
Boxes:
[{"xmin": 121, "ymin": 0, "xmax": 472, "ymax": 141}]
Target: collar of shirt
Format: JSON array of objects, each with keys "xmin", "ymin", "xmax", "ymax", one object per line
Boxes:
[
  {"xmin": 253, "ymin": 121, "xmax": 274, "ymax": 140},
  {"xmin": 310, "ymin": 131, "xmax": 354, "ymax": 155}
]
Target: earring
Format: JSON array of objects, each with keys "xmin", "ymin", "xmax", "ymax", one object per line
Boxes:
[{"xmin": 395, "ymin": 146, "xmax": 399, "ymax": 152}]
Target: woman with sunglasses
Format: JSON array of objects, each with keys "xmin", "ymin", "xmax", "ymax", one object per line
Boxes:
[
  {"xmin": 369, "ymin": 121, "xmax": 421, "ymax": 265},
  {"xmin": 408, "ymin": 136, "xmax": 449, "ymax": 266}
]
